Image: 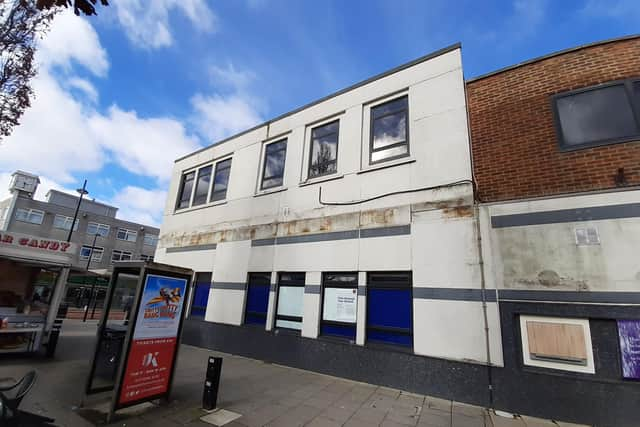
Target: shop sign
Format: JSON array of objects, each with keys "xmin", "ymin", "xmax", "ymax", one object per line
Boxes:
[
  {"xmin": 323, "ymin": 287, "xmax": 357, "ymax": 323},
  {"xmin": 0, "ymin": 232, "xmax": 71, "ymax": 253},
  {"xmin": 118, "ymin": 274, "xmax": 188, "ymax": 406},
  {"xmin": 618, "ymin": 319, "xmax": 640, "ymax": 380}
]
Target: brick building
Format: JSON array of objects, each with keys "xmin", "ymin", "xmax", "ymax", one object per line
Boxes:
[{"xmin": 468, "ymin": 35, "xmax": 640, "ymax": 426}]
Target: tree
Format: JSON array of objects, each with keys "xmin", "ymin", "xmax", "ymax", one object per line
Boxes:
[{"xmin": 0, "ymin": 0, "xmax": 107, "ymax": 142}]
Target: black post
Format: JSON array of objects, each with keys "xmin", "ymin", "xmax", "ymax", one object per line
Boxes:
[
  {"xmin": 82, "ymin": 233, "xmax": 99, "ymax": 322},
  {"xmin": 203, "ymin": 357, "xmax": 223, "ymax": 410},
  {"xmin": 67, "ymin": 179, "xmax": 88, "ymax": 243}
]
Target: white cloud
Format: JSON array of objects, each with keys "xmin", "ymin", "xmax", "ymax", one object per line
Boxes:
[
  {"xmin": 113, "ymin": 0, "xmax": 217, "ymax": 49},
  {"xmin": 68, "ymin": 77, "xmax": 98, "ymax": 103},
  {"xmin": 210, "ymin": 63, "xmax": 256, "ymax": 90},
  {"xmin": 89, "ymin": 106, "xmax": 200, "ymax": 183},
  {"xmin": 191, "ymin": 93, "xmax": 264, "ymax": 142},
  {"xmin": 110, "ymin": 186, "xmax": 167, "ymax": 226},
  {"xmin": 38, "ymin": 10, "xmax": 109, "ymax": 76}
]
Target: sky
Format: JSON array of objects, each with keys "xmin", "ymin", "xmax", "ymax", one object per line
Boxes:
[{"xmin": 0, "ymin": 0, "xmax": 636, "ymax": 226}]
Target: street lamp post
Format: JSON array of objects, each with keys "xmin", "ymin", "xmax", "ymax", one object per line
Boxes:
[
  {"xmin": 82, "ymin": 232, "xmax": 99, "ymax": 322},
  {"xmin": 67, "ymin": 179, "xmax": 88, "ymax": 243}
]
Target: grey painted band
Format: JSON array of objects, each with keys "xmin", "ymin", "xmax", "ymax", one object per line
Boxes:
[
  {"xmin": 305, "ymin": 285, "xmax": 321, "ymax": 294},
  {"xmin": 498, "ymin": 290, "xmax": 640, "ymax": 304},
  {"xmin": 491, "ymin": 203, "xmax": 640, "ymax": 228},
  {"xmin": 278, "ymin": 230, "xmax": 359, "ymax": 245},
  {"xmin": 251, "ymin": 225, "xmax": 411, "ymax": 247},
  {"xmin": 413, "ymin": 288, "xmax": 498, "ymax": 302},
  {"xmin": 270, "ymin": 283, "xmax": 277, "ymax": 292},
  {"xmin": 357, "ymin": 286, "xmax": 367, "ymax": 296},
  {"xmin": 166, "ymin": 243, "xmax": 217, "ymax": 253},
  {"xmin": 252, "ymin": 238, "xmax": 276, "ymax": 247},
  {"xmin": 211, "ymin": 281, "xmax": 246, "ymax": 291},
  {"xmin": 360, "ymin": 225, "xmax": 411, "ymax": 238}
]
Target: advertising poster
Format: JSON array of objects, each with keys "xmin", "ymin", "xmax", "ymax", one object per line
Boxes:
[
  {"xmin": 323, "ymin": 288, "xmax": 357, "ymax": 323},
  {"xmin": 618, "ymin": 319, "xmax": 640, "ymax": 380},
  {"xmin": 119, "ymin": 274, "xmax": 188, "ymax": 405}
]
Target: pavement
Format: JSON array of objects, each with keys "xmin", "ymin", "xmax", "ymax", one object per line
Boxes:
[{"xmin": 0, "ymin": 320, "xmax": 589, "ymax": 427}]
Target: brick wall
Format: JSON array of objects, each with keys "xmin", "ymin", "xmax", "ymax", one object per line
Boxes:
[{"xmin": 467, "ymin": 37, "xmax": 640, "ymax": 202}]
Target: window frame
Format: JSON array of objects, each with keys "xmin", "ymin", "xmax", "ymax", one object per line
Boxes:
[
  {"xmin": 260, "ymin": 139, "xmax": 288, "ymax": 191},
  {"xmin": 369, "ymin": 95, "xmax": 410, "ymax": 165},
  {"xmin": 87, "ymin": 222, "xmax": 110, "ymax": 237},
  {"xmin": 192, "ymin": 164, "xmax": 213, "ymax": 206},
  {"xmin": 551, "ymin": 77, "xmax": 640, "ymax": 151},
  {"xmin": 52, "ymin": 214, "xmax": 78, "ymax": 231},
  {"xmin": 244, "ymin": 272, "xmax": 272, "ymax": 326},
  {"xmin": 308, "ymin": 120, "xmax": 340, "ymax": 180},
  {"xmin": 210, "ymin": 157, "xmax": 232, "ymax": 202},
  {"xmin": 320, "ymin": 272, "xmax": 359, "ymax": 342},
  {"xmin": 80, "ymin": 245, "xmax": 104, "ymax": 262},
  {"xmin": 143, "ymin": 233, "xmax": 158, "ymax": 246},
  {"xmin": 116, "ymin": 228, "xmax": 137, "ymax": 242},
  {"xmin": 111, "ymin": 249, "xmax": 133, "ymax": 263},
  {"xmin": 274, "ymin": 272, "xmax": 305, "ymax": 332},
  {"xmin": 175, "ymin": 170, "xmax": 196, "ymax": 210},
  {"xmin": 139, "ymin": 254, "xmax": 154, "ymax": 262},
  {"xmin": 15, "ymin": 208, "xmax": 45, "ymax": 225},
  {"xmin": 365, "ymin": 271, "xmax": 413, "ymax": 349}
]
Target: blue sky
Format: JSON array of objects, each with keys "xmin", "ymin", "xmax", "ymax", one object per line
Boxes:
[{"xmin": 0, "ymin": 0, "xmax": 636, "ymax": 226}]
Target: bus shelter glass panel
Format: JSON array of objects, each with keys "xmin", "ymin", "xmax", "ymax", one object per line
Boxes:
[
  {"xmin": 321, "ymin": 273, "xmax": 358, "ymax": 340},
  {"xmin": 86, "ymin": 272, "xmax": 139, "ymax": 394},
  {"xmin": 366, "ymin": 272, "xmax": 413, "ymax": 347},
  {"xmin": 190, "ymin": 272, "xmax": 212, "ymax": 318},
  {"xmin": 244, "ymin": 273, "xmax": 271, "ymax": 326}
]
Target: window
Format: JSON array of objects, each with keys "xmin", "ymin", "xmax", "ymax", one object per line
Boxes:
[
  {"xmin": 520, "ymin": 315, "xmax": 595, "ymax": 374},
  {"xmin": 191, "ymin": 272, "xmax": 212, "ymax": 318},
  {"xmin": 87, "ymin": 222, "xmax": 110, "ymax": 237},
  {"xmin": 140, "ymin": 254, "xmax": 154, "ymax": 262},
  {"xmin": 111, "ymin": 250, "xmax": 133, "ymax": 263},
  {"xmin": 244, "ymin": 273, "xmax": 271, "ymax": 326},
  {"xmin": 211, "ymin": 158, "xmax": 232, "ymax": 202},
  {"xmin": 116, "ymin": 228, "xmax": 137, "ymax": 242},
  {"xmin": 321, "ymin": 273, "xmax": 358, "ymax": 341},
  {"xmin": 260, "ymin": 139, "xmax": 287, "ymax": 190},
  {"xmin": 370, "ymin": 95, "xmax": 409, "ymax": 163},
  {"xmin": 366, "ymin": 272, "xmax": 412, "ymax": 348},
  {"xmin": 143, "ymin": 234, "xmax": 158, "ymax": 246},
  {"xmin": 309, "ymin": 120, "xmax": 339, "ymax": 178},
  {"xmin": 275, "ymin": 273, "xmax": 305, "ymax": 331},
  {"xmin": 15, "ymin": 208, "xmax": 44, "ymax": 225},
  {"xmin": 192, "ymin": 165, "xmax": 212, "ymax": 206},
  {"xmin": 553, "ymin": 78, "xmax": 640, "ymax": 150},
  {"xmin": 80, "ymin": 245, "xmax": 104, "ymax": 262},
  {"xmin": 176, "ymin": 170, "xmax": 196, "ymax": 209},
  {"xmin": 53, "ymin": 214, "xmax": 78, "ymax": 231}
]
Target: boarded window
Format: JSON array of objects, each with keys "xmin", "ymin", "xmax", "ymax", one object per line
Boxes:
[{"xmin": 526, "ymin": 321, "xmax": 588, "ymax": 365}]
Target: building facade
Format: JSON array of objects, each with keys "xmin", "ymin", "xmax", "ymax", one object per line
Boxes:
[
  {"xmin": 0, "ymin": 171, "xmax": 159, "ymax": 271},
  {"xmin": 468, "ymin": 35, "xmax": 640, "ymax": 426},
  {"xmin": 156, "ymin": 37, "xmax": 639, "ymax": 426}
]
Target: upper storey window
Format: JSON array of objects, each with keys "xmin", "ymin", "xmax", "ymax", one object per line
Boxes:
[
  {"xmin": 192, "ymin": 165, "xmax": 212, "ymax": 206},
  {"xmin": 176, "ymin": 171, "xmax": 195, "ymax": 209},
  {"xmin": 309, "ymin": 120, "xmax": 339, "ymax": 178},
  {"xmin": 211, "ymin": 158, "xmax": 232, "ymax": 202},
  {"xmin": 261, "ymin": 139, "xmax": 287, "ymax": 190},
  {"xmin": 370, "ymin": 95, "xmax": 409, "ymax": 163},
  {"xmin": 553, "ymin": 78, "xmax": 640, "ymax": 150}
]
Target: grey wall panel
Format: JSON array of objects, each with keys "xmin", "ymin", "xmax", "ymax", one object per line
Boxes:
[{"xmin": 491, "ymin": 203, "xmax": 640, "ymax": 228}]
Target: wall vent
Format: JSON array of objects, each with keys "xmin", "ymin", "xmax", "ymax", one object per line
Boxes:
[{"xmin": 574, "ymin": 227, "xmax": 600, "ymax": 246}]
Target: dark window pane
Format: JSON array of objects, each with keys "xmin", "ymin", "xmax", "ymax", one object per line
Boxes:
[
  {"xmin": 177, "ymin": 171, "xmax": 195, "ymax": 209},
  {"xmin": 310, "ymin": 122, "xmax": 339, "ymax": 178},
  {"xmin": 556, "ymin": 85, "xmax": 638, "ymax": 147},
  {"xmin": 192, "ymin": 165, "xmax": 212, "ymax": 206},
  {"xmin": 372, "ymin": 96, "xmax": 407, "ymax": 119},
  {"xmin": 321, "ymin": 324, "xmax": 356, "ymax": 340},
  {"xmin": 367, "ymin": 329, "xmax": 412, "ymax": 346},
  {"xmin": 367, "ymin": 288, "xmax": 412, "ymax": 329},
  {"xmin": 372, "ymin": 112, "xmax": 407, "ymax": 150},
  {"xmin": 261, "ymin": 140, "xmax": 287, "ymax": 189},
  {"xmin": 211, "ymin": 159, "xmax": 232, "ymax": 202}
]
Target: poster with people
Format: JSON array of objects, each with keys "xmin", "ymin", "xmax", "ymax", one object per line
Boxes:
[
  {"xmin": 118, "ymin": 274, "xmax": 188, "ymax": 406},
  {"xmin": 618, "ymin": 319, "xmax": 640, "ymax": 380}
]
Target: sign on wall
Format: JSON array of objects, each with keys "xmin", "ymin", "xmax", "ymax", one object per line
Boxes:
[
  {"xmin": 118, "ymin": 274, "xmax": 188, "ymax": 406},
  {"xmin": 618, "ymin": 319, "xmax": 640, "ymax": 380},
  {"xmin": 323, "ymin": 288, "xmax": 357, "ymax": 323}
]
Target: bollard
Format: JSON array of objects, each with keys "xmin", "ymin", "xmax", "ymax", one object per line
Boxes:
[{"xmin": 203, "ymin": 356, "xmax": 223, "ymax": 410}]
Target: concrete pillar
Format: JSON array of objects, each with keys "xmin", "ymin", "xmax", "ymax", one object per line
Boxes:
[
  {"xmin": 356, "ymin": 271, "xmax": 367, "ymax": 345},
  {"xmin": 46, "ymin": 266, "xmax": 70, "ymax": 332},
  {"xmin": 302, "ymin": 271, "xmax": 321, "ymax": 338},
  {"xmin": 266, "ymin": 271, "xmax": 278, "ymax": 331}
]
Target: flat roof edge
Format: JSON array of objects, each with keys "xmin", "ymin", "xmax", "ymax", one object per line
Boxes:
[
  {"xmin": 175, "ymin": 42, "xmax": 462, "ymax": 163},
  {"xmin": 466, "ymin": 34, "xmax": 640, "ymax": 84}
]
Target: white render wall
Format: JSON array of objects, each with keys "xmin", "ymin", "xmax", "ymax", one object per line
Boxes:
[{"xmin": 155, "ymin": 46, "xmax": 500, "ymax": 365}]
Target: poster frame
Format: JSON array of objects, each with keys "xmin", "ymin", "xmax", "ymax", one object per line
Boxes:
[{"xmin": 617, "ymin": 318, "xmax": 640, "ymax": 381}]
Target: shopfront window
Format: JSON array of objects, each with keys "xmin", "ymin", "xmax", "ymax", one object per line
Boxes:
[
  {"xmin": 244, "ymin": 273, "xmax": 271, "ymax": 326},
  {"xmin": 366, "ymin": 272, "xmax": 413, "ymax": 348},
  {"xmin": 321, "ymin": 272, "xmax": 358, "ymax": 340},
  {"xmin": 275, "ymin": 272, "xmax": 305, "ymax": 331}
]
